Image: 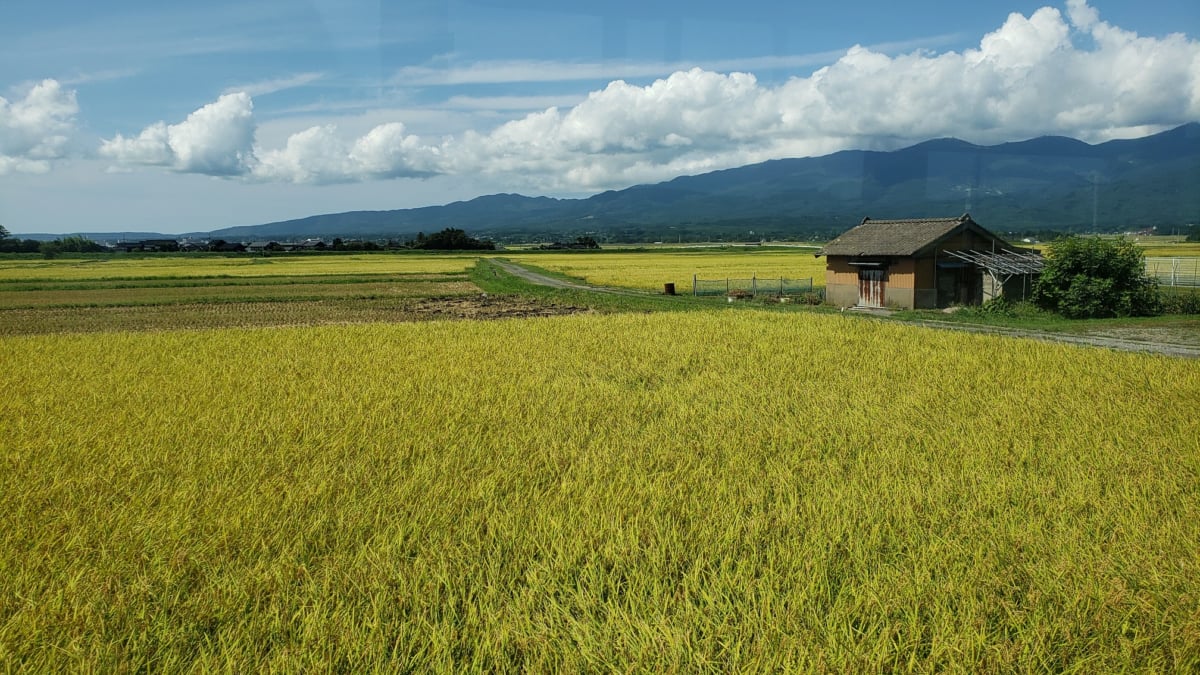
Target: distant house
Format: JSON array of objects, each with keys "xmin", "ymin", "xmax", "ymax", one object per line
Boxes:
[
  {"xmin": 209, "ymin": 240, "xmax": 246, "ymax": 253},
  {"xmin": 245, "ymin": 240, "xmax": 325, "ymax": 253},
  {"xmin": 818, "ymin": 214, "xmax": 1042, "ymax": 309},
  {"xmin": 246, "ymin": 241, "xmax": 279, "ymax": 253},
  {"xmin": 118, "ymin": 239, "xmax": 180, "ymax": 252}
]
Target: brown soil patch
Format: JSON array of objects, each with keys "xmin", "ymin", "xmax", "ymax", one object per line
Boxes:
[
  {"xmin": 411, "ymin": 296, "xmax": 593, "ymax": 320},
  {"xmin": 0, "ymin": 296, "xmax": 593, "ymax": 336}
]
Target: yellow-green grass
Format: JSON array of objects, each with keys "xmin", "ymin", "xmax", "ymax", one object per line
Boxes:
[
  {"xmin": 0, "ymin": 254, "xmax": 481, "ymax": 282},
  {"xmin": 1137, "ymin": 243, "xmax": 1200, "ymax": 258},
  {"xmin": 506, "ymin": 250, "xmax": 828, "ymax": 291},
  {"xmin": 0, "ymin": 280, "xmax": 478, "ymax": 309},
  {"xmin": 2, "ymin": 312, "xmax": 1198, "ymax": 670}
]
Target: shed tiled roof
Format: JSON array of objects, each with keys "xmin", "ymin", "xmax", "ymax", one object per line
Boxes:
[{"xmin": 819, "ymin": 214, "xmax": 988, "ymax": 257}]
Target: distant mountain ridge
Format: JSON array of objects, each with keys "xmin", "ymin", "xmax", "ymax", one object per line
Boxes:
[
  {"xmin": 204, "ymin": 122, "xmax": 1197, "ymax": 241},
  {"xmin": 31, "ymin": 123, "xmax": 1200, "ymax": 242}
]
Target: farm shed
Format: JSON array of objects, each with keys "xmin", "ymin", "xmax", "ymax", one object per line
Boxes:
[{"xmin": 818, "ymin": 214, "xmax": 1042, "ymax": 309}]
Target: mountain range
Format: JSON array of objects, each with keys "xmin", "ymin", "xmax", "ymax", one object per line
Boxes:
[{"xmin": 29, "ymin": 123, "xmax": 1200, "ymax": 243}]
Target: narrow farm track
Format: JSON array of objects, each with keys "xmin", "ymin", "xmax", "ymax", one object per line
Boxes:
[
  {"xmin": 496, "ymin": 259, "xmax": 1200, "ymax": 359},
  {"xmin": 909, "ymin": 319, "xmax": 1200, "ymax": 359},
  {"xmin": 491, "ymin": 259, "xmax": 650, "ymax": 296}
]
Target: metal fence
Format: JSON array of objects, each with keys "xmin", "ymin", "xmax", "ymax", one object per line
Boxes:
[
  {"xmin": 693, "ymin": 275, "xmax": 814, "ymax": 297},
  {"xmin": 1146, "ymin": 258, "xmax": 1200, "ymax": 287}
]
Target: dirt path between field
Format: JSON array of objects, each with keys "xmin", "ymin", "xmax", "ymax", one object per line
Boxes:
[
  {"xmin": 491, "ymin": 259, "xmax": 650, "ymax": 296},
  {"xmin": 496, "ymin": 259, "xmax": 1200, "ymax": 358},
  {"xmin": 906, "ymin": 319, "xmax": 1200, "ymax": 359}
]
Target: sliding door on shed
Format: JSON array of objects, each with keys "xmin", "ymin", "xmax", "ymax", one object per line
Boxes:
[{"xmin": 858, "ymin": 268, "xmax": 884, "ymax": 307}]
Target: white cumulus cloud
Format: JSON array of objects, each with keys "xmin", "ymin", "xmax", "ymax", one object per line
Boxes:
[
  {"xmin": 0, "ymin": 79, "xmax": 79, "ymax": 175},
  {"xmin": 102, "ymin": 93, "xmax": 442, "ymax": 184},
  {"xmin": 96, "ymin": 1, "xmax": 1200, "ymax": 190},
  {"xmin": 251, "ymin": 121, "xmax": 442, "ymax": 183},
  {"xmin": 438, "ymin": 0, "xmax": 1200, "ymax": 190},
  {"xmin": 100, "ymin": 92, "xmax": 256, "ymax": 176}
]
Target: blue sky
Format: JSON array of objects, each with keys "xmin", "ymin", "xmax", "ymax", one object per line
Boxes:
[{"xmin": 1, "ymin": 0, "xmax": 1198, "ymax": 235}]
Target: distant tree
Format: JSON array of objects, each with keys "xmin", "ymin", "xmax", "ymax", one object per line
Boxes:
[
  {"xmin": 39, "ymin": 241, "xmax": 63, "ymax": 259},
  {"xmin": 1186, "ymin": 225, "xmax": 1200, "ymax": 242},
  {"xmin": 409, "ymin": 228, "xmax": 495, "ymax": 250},
  {"xmin": 0, "ymin": 224, "xmax": 9, "ymax": 239},
  {"xmin": 538, "ymin": 236, "xmax": 601, "ymax": 250},
  {"xmin": 0, "ymin": 238, "xmax": 39, "ymax": 253},
  {"xmin": 1032, "ymin": 236, "xmax": 1160, "ymax": 318},
  {"xmin": 58, "ymin": 235, "xmax": 104, "ymax": 253}
]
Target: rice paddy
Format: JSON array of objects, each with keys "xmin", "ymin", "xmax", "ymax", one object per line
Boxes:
[
  {"xmin": 0, "ymin": 253, "xmax": 479, "ymax": 282},
  {"xmin": 1, "ymin": 252, "xmax": 1198, "ymax": 671},
  {"xmin": 506, "ymin": 249, "xmax": 828, "ymax": 291}
]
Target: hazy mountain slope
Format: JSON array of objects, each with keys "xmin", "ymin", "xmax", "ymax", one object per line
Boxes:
[{"xmin": 187, "ymin": 122, "xmax": 1199, "ymax": 240}]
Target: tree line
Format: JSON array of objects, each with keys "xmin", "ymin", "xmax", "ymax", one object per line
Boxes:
[
  {"xmin": 0, "ymin": 226, "xmax": 497, "ymax": 257},
  {"xmin": 0, "ymin": 226, "xmax": 106, "ymax": 256}
]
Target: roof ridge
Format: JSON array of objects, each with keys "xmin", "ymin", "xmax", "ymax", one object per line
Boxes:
[
  {"xmin": 820, "ymin": 213, "xmax": 995, "ymax": 258},
  {"xmin": 861, "ymin": 215, "xmax": 966, "ymax": 223}
]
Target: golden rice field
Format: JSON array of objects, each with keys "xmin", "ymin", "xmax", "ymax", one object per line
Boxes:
[
  {"xmin": 506, "ymin": 249, "xmax": 827, "ymax": 291},
  {"xmin": 2, "ymin": 310, "xmax": 1199, "ymax": 671},
  {"xmin": 0, "ymin": 257, "xmax": 494, "ymax": 334},
  {"xmin": 0, "ymin": 253, "xmax": 479, "ymax": 282},
  {"xmin": 1138, "ymin": 242, "xmax": 1200, "ymax": 258},
  {"xmin": 0, "ymin": 280, "xmax": 478, "ymax": 309}
]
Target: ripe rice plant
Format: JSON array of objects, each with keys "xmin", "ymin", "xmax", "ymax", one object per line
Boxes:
[
  {"xmin": 0, "ymin": 281, "xmax": 478, "ymax": 309},
  {"xmin": 1136, "ymin": 242, "xmax": 1200, "ymax": 258},
  {"xmin": 0, "ymin": 254, "xmax": 480, "ymax": 282},
  {"xmin": 2, "ymin": 312, "xmax": 1198, "ymax": 670},
  {"xmin": 506, "ymin": 250, "xmax": 828, "ymax": 291}
]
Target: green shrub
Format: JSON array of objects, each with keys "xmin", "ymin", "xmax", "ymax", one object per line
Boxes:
[
  {"xmin": 977, "ymin": 296, "xmax": 1014, "ymax": 315},
  {"xmin": 1032, "ymin": 236, "xmax": 1161, "ymax": 318},
  {"xmin": 954, "ymin": 298, "xmax": 1051, "ymax": 322},
  {"xmin": 1161, "ymin": 288, "xmax": 1200, "ymax": 314},
  {"xmin": 797, "ymin": 291, "xmax": 825, "ymax": 305}
]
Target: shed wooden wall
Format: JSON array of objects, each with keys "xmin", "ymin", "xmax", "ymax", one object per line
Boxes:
[
  {"xmin": 824, "ymin": 254, "xmax": 957, "ymax": 309},
  {"xmin": 884, "ymin": 258, "xmax": 916, "ymax": 309},
  {"xmin": 825, "ymin": 257, "xmax": 860, "ymax": 307},
  {"xmin": 825, "ymin": 257, "xmax": 921, "ymax": 309}
]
